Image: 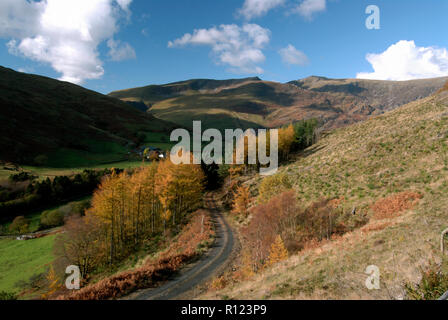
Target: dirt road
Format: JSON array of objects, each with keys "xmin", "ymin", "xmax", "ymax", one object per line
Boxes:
[{"xmin": 127, "ymin": 194, "xmax": 234, "ymax": 300}]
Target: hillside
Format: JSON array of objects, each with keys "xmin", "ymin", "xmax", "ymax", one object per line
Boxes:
[
  {"xmin": 109, "ymin": 76, "xmax": 448, "ymax": 131},
  {"xmin": 0, "ymin": 67, "xmax": 176, "ymax": 167},
  {"xmin": 203, "ymin": 86, "xmax": 448, "ymax": 300}
]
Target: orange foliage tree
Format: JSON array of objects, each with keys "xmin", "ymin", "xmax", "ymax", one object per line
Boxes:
[
  {"xmin": 266, "ymin": 235, "xmax": 289, "ymax": 267},
  {"xmin": 278, "ymin": 124, "xmax": 295, "ymax": 161},
  {"xmin": 232, "ymin": 185, "xmax": 251, "ymax": 217},
  {"xmin": 59, "ymin": 156, "xmax": 205, "ymax": 269}
]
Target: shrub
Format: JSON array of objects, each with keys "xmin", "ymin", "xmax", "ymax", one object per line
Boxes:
[
  {"xmin": 371, "ymin": 192, "xmax": 422, "ymax": 220},
  {"xmin": 243, "ymin": 191, "xmax": 300, "ymax": 267},
  {"xmin": 70, "ymin": 200, "xmax": 91, "ymax": 217},
  {"xmin": 243, "ymin": 191, "xmax": 368, "ymax": 271},
  {"xmin": 296, "ymin": 199, "xmax": 367, "ymax": 242},
  {"xmin": 210, "ymin": 276, "xmax": 228, "ymax": 291},
  {"xmin": 9, "ymin": 216, "xmax": 30, "ymax": 234},
  {"xmin": 40, "ymin": 210, "xmax": 65, "ymax": 228},
  {"xmin": 0, "ymin": 291, "xmax": 17, "ymax": 300},
  {"xmin": 258, "ymin": 173, "xmax": 292, "ymax": 204},
  {"xmin": 8, "ymin": 172, "xmax": 37, "ymax": 183},
  {"xmin": 405, "ymin": 261, "xmax": 448, "ymax": 300}
]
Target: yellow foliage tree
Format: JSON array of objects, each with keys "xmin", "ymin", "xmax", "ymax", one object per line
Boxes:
[
  {"xmin": 266, "ymin": 235, "xmax": 289, "ymax": 267},
  {"xmin": 232, "ymin": 185, "xmax": 251, "ymax": 217},
  {"xmin": 278, "ymin": 124, "xmax": 295, "ymax": 161},
  {"xmin": 83, "ymin": 155, "xmax": 205, "ymax": 265},
  {"xmin": 157, "ymin": 156, "xmax": 205, "ymax": 228}
]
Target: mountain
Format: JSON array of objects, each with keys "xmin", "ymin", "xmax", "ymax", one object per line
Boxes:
[
  {"xmin": 0, "ymin": 66, "xmax": 176, "ymax": 167},
  {"xmin": 203, "ymin": 83, "xmax": 448, "ymax": 300},
  {"xmin": 109, "ymin": 76, "xmax": 448, "ymax": 131}
]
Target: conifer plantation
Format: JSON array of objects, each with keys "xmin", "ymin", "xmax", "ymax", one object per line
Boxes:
[{"xmin": 56, "ymin": 159, "xmax": 205, "ymax": 278}]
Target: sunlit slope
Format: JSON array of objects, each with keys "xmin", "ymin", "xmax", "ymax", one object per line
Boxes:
[{"xmin": 205, "ymin": 87, "xmax": 448, "ymax": 300}]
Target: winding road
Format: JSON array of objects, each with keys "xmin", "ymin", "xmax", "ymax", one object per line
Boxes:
[{"xmin": 126, "ymin": 194, "xmax": 235, "ymax": 300}]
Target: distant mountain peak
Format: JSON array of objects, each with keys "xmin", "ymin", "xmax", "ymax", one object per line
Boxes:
[
  {"xmin": 301, "ymin": 75, "xmax": 330, "ymax": 82},
  {"xmin": 110, "ymin": 73, "xmax": 448, "ymax": 132}
]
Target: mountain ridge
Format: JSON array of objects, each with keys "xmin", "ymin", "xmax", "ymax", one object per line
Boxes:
[
  {"xmin": 110, "ymin": 75, "xmax": 448, "ymax": 131},
  {"xmin": 0, "ymin": 66, "xmax": 177, "ymax": 166}
]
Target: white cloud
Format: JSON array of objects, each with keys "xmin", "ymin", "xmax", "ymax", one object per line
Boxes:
[
  {"xmin": 107, "ymin": 39, "xmax": 136, "ymax": 61},
  {"xmin": 357, "ymin": 40, "xmax": 448, "ymax": 81},
  {"xmin": 116, "ymin": 0, "xmax": 132, "ymax": 11},
  {"xmin": 168, "ymin": 24, "xmax": 271, "ymax": 74},
  {"xmin": 1, "ymin": 0, "xmax": 134, "ymax": 84},
  {"xmin": 238, "ymin": 0, "xmax": 285, "ymax": 20},
  {"xmin": 0, "ymin": 0, "xmax": 45, "ymax": 38},
  {"xmin": 279, "ymin": 44, "xmax": 309, "ymax": 66},
  {"xmin": 294, "ymin": 0, "xmax": 326, "ymax": 20}
]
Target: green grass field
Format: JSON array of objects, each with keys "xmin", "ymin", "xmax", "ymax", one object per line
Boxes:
[
  {"xmin": 44, "ymin": 141, "xmax": 129, "ymax": 168},
  {"xmin": 0, "ymin": 160, "xmax": 154, "ymax": 180},
  {"xmin": 0, "ymin": 235, "xmax": 56, "ymax": 294}
]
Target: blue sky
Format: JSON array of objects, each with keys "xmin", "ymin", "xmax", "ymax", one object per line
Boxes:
[{"xmin": 1, "ymin": 0, "xmax": 448, "ymax": 94}]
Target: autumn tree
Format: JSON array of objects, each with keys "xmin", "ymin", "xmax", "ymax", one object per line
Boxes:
[
  {"xmin": 129, "ymin": 164, "xmax": 160, "ymax": 240},
  {"xmin": 87, "ymin": 172, "xmax": 128, "ymax": 262},
  {"xmin": 57, "ymin": 156, "xmax": 205, "ymax": 275},
  {"xmin": 157, "ymin": 156, "xmax": 205, "ymax": 229},
  {"xmin": 232, "ymin": 185, "xmax": 251, "ymax": 217},
  {"xmin": 278, "ymin": 124, "xmax": 295, "ymax": 161},
  {"xmin": 54, "ymin": 215, "xmax": 104, "ymax": 279},
  {"xmin": 266, "ymin": 235, "xmax": 289, "ymax": 267}
]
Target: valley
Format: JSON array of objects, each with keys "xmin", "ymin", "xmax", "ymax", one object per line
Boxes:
[
  {"xmin": 0, "ymin": 66, "xmax": 177, "ymax": 167},
  {"xmin": 1, "ymin": 66, "xmax": 448, "ymax": 301}
]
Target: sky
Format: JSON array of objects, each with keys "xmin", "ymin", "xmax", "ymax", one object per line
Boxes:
[{"xmin": 1, "ymin": 0, "xmax": 448, "ymax": 94}]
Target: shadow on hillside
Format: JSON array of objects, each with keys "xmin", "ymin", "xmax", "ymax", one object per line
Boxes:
[{"xmin": 299, "ymin": 144, "xmax": 326, "ymax": 158}]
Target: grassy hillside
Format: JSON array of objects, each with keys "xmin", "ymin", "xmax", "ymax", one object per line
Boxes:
[
  {"xmin": 109, "ymin": 76, "xmax": 448, "ymax": 131},
  {"xmin": 204, "ymin": 88, "xmax": 448, "ymax": 300},
  {"xmin": 0, "ymin": 235, "xmax": 56, "ymax": 295},
  {"xmin": 0, "ymin": 66, "xmax": 176, "ymax": 167}
]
